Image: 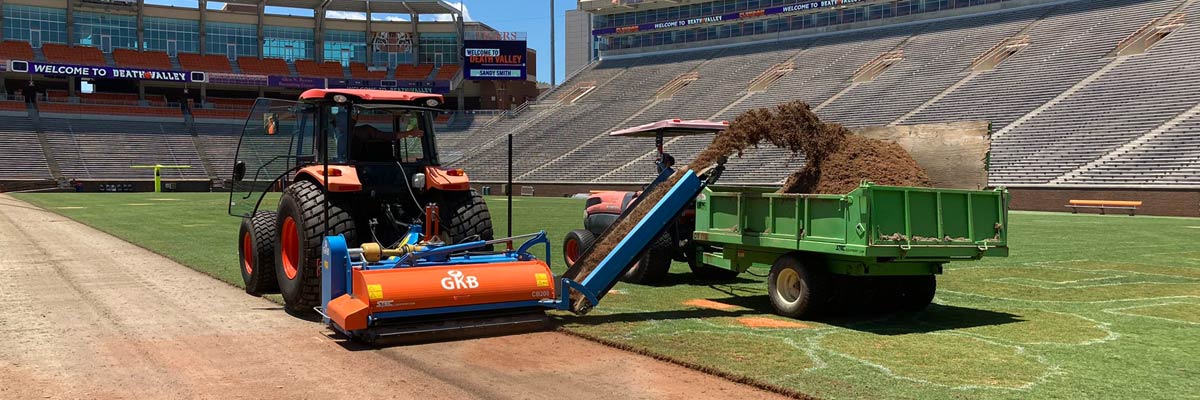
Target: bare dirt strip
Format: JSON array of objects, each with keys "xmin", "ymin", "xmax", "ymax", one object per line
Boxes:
[{"xmin": 0, "ymin": 195, "xmax": 785, "ymax": 400}]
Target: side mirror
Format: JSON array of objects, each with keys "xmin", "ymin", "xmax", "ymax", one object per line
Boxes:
[
  {"xmin": 410, "ymin": 173, "xmax": 427, "ymax": 190},
  {"xmin": 233, "ymin": 161, "xmax": 246, "ymax": 182}
]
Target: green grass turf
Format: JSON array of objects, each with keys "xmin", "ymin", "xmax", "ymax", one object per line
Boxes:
[{"xmin": 13, "ymin": 193, "xmax": 1200, "ymax": 399}]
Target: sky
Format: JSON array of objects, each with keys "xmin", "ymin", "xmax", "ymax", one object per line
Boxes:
[{"xmin": 146, "ymin": 0, "xmax": 577, "ymax": 84}]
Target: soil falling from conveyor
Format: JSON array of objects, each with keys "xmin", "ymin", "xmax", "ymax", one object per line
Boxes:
[{"xmin": 563, "ymin": 101, "xmax": 930, "ymax": 310}]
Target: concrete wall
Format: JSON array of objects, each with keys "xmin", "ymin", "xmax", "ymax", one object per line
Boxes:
[
  {"xmin": 565, "ymin": 9, "xmax": 593, "ymax": 77},
  {"xmin": 1009, "ymin": 188, "xmax": 1200, "ymax": 217}
]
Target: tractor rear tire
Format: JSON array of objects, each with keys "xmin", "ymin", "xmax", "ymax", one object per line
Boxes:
[
  {"xmin": 767, "ymin": 254, "xmax": 831, "ymax": 319},
  {"xmin": 275, "ymin": 180, "xmax": 356, "ymax": 315},
  {"xmin": 563, "ymin": 229, "xmax": 596, "ymax": 268},
  {"xmin": 622, "ymin": 233, "xmax": 673, "ymax": 285},
  {"xmin": 437, "ymin": 190, "xmax": 494, "ymax": 250},
  {"xmin": 239, "ymin": 211, "xmax": 278, "ymax": 296}
]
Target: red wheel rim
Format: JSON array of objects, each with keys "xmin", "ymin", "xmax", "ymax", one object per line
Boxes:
[
  {"xmin": 565, "ymin": 238, "xmax": 580, "ymax": 265},
  {"xmin": 280, "ymin": 216, "xmax": 300, "ymax": 280},
  {"xmin": 241, "ymin": 232, "xmax": 253, "ymax": 274}
]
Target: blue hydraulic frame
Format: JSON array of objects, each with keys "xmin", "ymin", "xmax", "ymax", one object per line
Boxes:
[{"xmin": 320, "ymin": 169, "xmax": 705, "ymax": 334}]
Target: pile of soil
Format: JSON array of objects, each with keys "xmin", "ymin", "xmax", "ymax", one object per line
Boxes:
[{"xmin": 690, "ymin": 101, "xmax": 930, "ymax": 194}]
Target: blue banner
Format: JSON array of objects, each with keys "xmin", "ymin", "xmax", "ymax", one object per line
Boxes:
[
  {"xmin": 592, "ymin": 0, "xmax": 865, "ymax": 35},
  {"xmin": 463, "ymin": 39, "xmax": 527, "ymax": 81},
  {"xmin": 26, "ymin": 61, "xmax": 202, "ymax": 83},
  {"xmin": 268, "ymin": 75, "xmax": 327, "ymax": 89}
]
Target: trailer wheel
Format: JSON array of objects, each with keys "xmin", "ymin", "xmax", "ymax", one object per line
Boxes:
[
  {"xmin": 768, "ymin": 254, "xmax": 831, "ymax": 318},
  {"xmin": 898, "ymin": 275, "xmax": 936, "ymax": 311},
  {"xmin": 622, "ymin": 233, "xmax": 673, "ymax": 285},
  {"xmin": 275, "ymin": 180, "xmax": 356, "ymax": 314},
  {"xmin": 437, "ymin": 190, "xmax": 494, "ymax": 250},
  {"xmin": 238, "ymin": 211, "xmax": 278, "ymax": 295},
  {"xmin": 563, "ymin": 229, "xmax": 596, "ymax": 268}
]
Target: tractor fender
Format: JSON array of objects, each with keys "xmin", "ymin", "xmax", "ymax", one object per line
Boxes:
[
  {"xmin": 585, "ymin": 191, "xmax": 636, "ymax": 215},
  {"xmin": 294, "ymin": 165, "xmax": 362, "ymax": 192},
  {"xmin": 424, "ymin": 166, "xmax": 471, "ymax": 191}
]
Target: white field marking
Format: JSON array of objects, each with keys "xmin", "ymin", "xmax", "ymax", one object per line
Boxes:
[
  {"xmin": 807, "ymin": 329, "xmax": 1058, "ymax": 392},
  {"xmin": 624, "ymin": 326, "xmax": 824, "ymax": 374},
  {"xmin": 54, "ymin": 206, "xmax": 87, "ymax": 210},
  {"xmin": 980, "ymin": 279, "xmax": 1192, "ymax": 290},
  {"xmin": 938, "ymin": 289, "xmax": 1200, "ymax": 304},
  {"xmin": 1102, "ymin": 302, "xmax": 1200, "ymax": 326},
  {"xmin": 149, "ymin": 198, "xmax": 182, "ymax": 201},
  {"xmin": 125, "ymin": 203, "xmax": 153, "ymax": 206},
  {"xmin": 180, "ymin": 224, "xmax": 212, "ymax": 228},
  {"xmin": 907, "ymin": 308, "xmax": 1120, "ymax": 347},
  {"xmin": 1184, "ymin": 226, "xmax": 1200, "ymax": 229}
]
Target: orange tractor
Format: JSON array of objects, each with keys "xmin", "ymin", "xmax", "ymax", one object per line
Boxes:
[{"xmin": 228, "ymin": 89, "xmax": 493, "ymax": 314}]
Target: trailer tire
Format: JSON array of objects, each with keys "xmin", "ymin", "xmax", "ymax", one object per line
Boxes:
[
  {"xmin": 437, "ymin": 190, "xmax": 494, "ymax": 251},
  {"xmin": 898, "ymin": 275, "xmax": 936, "ymax": 312},
  {"xmin": 239, "ymin": 212, "xmax": 278, "ymax": 296},
  {"xmin": 563, "ymin": 229, "xmax": 596, "ymax": 268},
  {"xmin": 622, "ymin": 233, "xmax": 673, "ymax": 285},
  {"xmin": 275, "ymin": 181, "xmax": 356, "ymax": 315},
  {"xmin": 768, "ymin": 254, "xmax": 831, "ymax": 318}
]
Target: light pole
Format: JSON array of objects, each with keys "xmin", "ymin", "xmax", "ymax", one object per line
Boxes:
[{"xmin": 550, "ymin": 0, "xmax": 556, "ymax": 87}]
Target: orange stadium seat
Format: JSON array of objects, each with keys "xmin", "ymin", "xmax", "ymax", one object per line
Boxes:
[
  {"xmin": 350, "ymin": 62, "xmax": 387, "ymax": 79},
  {"xmin": 295, "ymin": 60, "xmax": 345, "ymax": 78},
  {"xmin": 0, "ymin": 100, "xmax": 26, "ymax": 111},
  {"xmin": 0, "ymin": 41, "xmax": 34, "ymax": 61},
  {"xmin": 191, "ymin": 108, "xmax": 251, "ymax": 120},
  {"xmin": 434, "ymin": 64, "xmax": 460, "ymax": 80},
  {"xmin": 113, "ymin": 48, "xmax": 173, "ymax": 70},
  {"xmin": 395, "ymin": 64, "xmax": 434, "ymax": 80},
  {"xmin": 178, "ymin": 53, "xmax": 233, "ymax": 73},
  {"xmin": 237, "ymin": 56, "xmax": 289, "ymax": 76},
  {"xmin": 38, "ymin": 102, "xmax": 181, "ymax": 117},
  {"xmin": 42, "ymin": 43, "xmax": 107, "ymax": 66}
]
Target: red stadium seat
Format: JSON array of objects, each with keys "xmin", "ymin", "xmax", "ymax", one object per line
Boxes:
[
  {"xmin": 295, "ymin": 60, "xmax": 345, "ymax": 78},
  {"xmin": 434, "ymin": 64, "xmax": 460, "ymax": 80},
  {"xmin": 237, "ymin": 57, "xmax": 289, "ymax": 76},
  {"xmin": 350, "ymin": 62, "xmax": 387, "ymax": 79},
  {"xmin": 178, "ymin": 53, "xmax": 233, "ymax": 73},
  {"xmin": 395, "ymin": 64, "xmax": 434, "ymax": 80},
  {"xmin": 42, "ymin": 43, "xmax": 107, "ymax": 66},
  {"xmin": 113, "ymin": 48, "xmax": 173, "ymax": 70},
  {"xmin": 0, "ymin": 41, "xmax": 34, "ymax": 61},
  {"xmin": 38, "ymin": 102, "xmax": 181, "ymax": 117}
]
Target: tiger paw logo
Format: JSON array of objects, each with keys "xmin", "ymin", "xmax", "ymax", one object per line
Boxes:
[{"xmin": 440, "ymin": 270, "xmax": 479, "ymax": 290}]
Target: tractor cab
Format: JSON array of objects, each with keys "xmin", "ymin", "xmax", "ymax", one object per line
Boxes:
[{"xmin": 609, "ymin": 119, "xmax": 730, "ymax": 173}]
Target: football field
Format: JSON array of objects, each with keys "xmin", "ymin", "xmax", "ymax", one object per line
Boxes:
[{"xmin": 14, "ymin": 192, "xmax": 1200, "ymax": 399}]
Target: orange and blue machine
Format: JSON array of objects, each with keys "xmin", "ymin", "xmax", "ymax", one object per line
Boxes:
[{"xmin": 319, "ymin": 168, "xmax": 705, "ymax": 341}]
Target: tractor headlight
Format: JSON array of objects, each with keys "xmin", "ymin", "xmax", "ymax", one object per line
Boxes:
[
  {"xmin": 333, "ymin": 94, "xmax": 349, "ymax": 104},
  {"xmin": 424, "ymin": 98, "xmax": 441, "ymax": 108},
  {"xmin": 411, "ymin": 173, "xmax": 426, "ymax": 190}
]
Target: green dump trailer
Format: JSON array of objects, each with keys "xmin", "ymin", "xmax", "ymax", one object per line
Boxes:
[{"xmin": 692, "ymin": 183, "xmax": 1009, "ymax": 318}]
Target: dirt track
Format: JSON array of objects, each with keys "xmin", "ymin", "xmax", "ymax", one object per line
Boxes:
[{"xmin": 0, "ymin": 195, "xmax": 784, "ymax": 400}]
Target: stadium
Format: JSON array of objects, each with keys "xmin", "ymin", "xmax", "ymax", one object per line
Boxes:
[{"xmin": 0, "ymin": 0, "xmax": 1197, "ymax": 399}]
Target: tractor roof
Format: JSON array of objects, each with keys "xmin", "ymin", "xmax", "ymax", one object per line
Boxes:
[
  {"xmin": 299, "ymin": 89, "xmax": 444, "ymax": 104},
  {"xmin": 609, "ymin": 119, "xmax": 729, "ymax": 137}
]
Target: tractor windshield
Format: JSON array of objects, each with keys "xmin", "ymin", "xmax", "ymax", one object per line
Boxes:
[
  {"xmin": 228, "ymin": 98, "xmax": 317, "ymax": 217},
  {"xmin": 336, "ymin": 105, "xmax": 434, "ymax": 164}
]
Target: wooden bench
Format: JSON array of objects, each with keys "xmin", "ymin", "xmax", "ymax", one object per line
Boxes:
[{"xmin": 1066, "ymin": 199, "xmax": 1143, "ymax": 216}]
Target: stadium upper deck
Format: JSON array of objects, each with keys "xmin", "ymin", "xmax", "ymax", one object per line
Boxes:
[{"xmin": 575, "ymin": 0, "xmax": 1056, "ymax": 55}]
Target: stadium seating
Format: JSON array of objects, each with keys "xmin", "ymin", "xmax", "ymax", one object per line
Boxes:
[
  {"xmin": 0, "ymin": 40, "xmax": 34, "ymax": 61},
  {"xmin": 39, "ymin": 102, "xmax": 181, "ymax": 118},
  {"xmin": 40, "ymin": 118, "xmax": 208, "ymax": 180},
  {"xmin": 112, "ymin": 48, "xmax": 173, "ymax": 70},
  {"xmin": 192, "ymin": 108, "xmax": 251, "ymax": 120},
  {"xmin": 350, "ymin": 62, "xmax": 388, "ymax": 79},
  {"xmin": 205, "ymin": 97, "xmax": 256, "ymax": 109},
  {"xmin": 395, "ymin": 64, "xmax": 434, "ymax": 80},
  {"xmin": 236, "ymin": 57, "xmax": 290, "ymax": 76},
  {"xmin": 42, "ymin": 43, "xmax": 107, "ymax": 66},
  {"xmin": 295, "ymin": 60, "xmax": 346, "ymax": 78},
  {"xmin": 0, "ymin": 116, "xmax": 53, "ymax": 180},
  {"xmin": 434, "ymin": 65, "xmax": 460, "ymax": 80},
  {"xmin": 178, "ymin": 53, "xmax": 234, "ymax": 73},
  {"xmin": 444, "ymin": 0, "xmax": 1200, "ymax": 188}
]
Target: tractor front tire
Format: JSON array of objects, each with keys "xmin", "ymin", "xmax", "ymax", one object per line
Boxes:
[
  {"xmin": 622, "ymin": 233, "xmax": 673, "ymax": 285},
  {"xmin": 275, "ymin": 180, "xmax": 356, "ymax": 315},
  {"xmin": 563, "ymin": 229, "xmax": 596, "ymax": 268},
  {"xmin": 897, "ymin": 275, "xmax": 937, "ymax": 312},
  {"xmin": 437, "ymin": 190, "xmax": 494, "ymax": 250},
  {"xmin": 239, "ymin": 211, "xmax": 278, "ymax": 296},
  {"xmin": 768, "ymin": 254, "xmax": 831, "ymax": 319}
]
